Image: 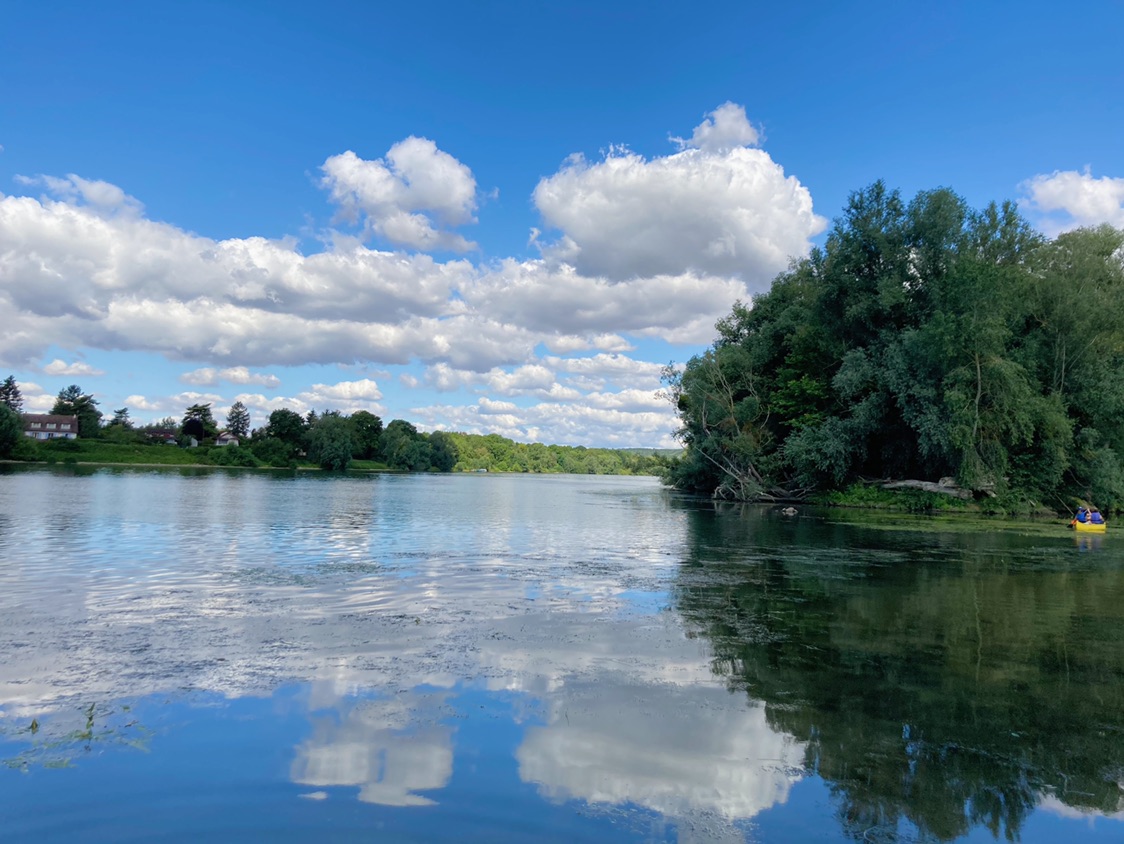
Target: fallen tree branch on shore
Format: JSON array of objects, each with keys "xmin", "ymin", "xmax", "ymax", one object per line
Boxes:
[{"xmin": 880, "ymin": 478, "xmax": 972, "ymax": 500}]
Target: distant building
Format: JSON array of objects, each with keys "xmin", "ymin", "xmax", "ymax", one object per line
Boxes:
[
  {"xmin": 22, "ymin": 414, "xmax": 79, "ymax": 440},
  {"xmin": 142, "ymin": 428, "xmax": 179, "ymax": 445},
  {"xmin": 215, "ymin": 431, "xmax": 240, "ymax": 447}
]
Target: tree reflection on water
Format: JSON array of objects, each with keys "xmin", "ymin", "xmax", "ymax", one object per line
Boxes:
[{"xmin": 672, "ymin": 501, "xmax": 1124, "ymax": 842}]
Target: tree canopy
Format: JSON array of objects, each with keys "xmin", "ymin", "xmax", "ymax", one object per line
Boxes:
[
  {"xmin": 0, "ymin": 375, "xmax": 23, "ymax": 413},
  {"xmin": 182, "ymin": 403, "xmax": 218, "ymax": 440},
  {"xmin": 226, "ymin": 401, "xmax": 250, "ymax": 439},
  {"xmin": 0, "ymin": 404, "xmax": 21, "ymax": 457},
  {"xmin": 666, "ymin": 182, "xmax": 1124, "ymax": 513},
  {"xmin": 380, "ymin": 419, "xmax": 432, "ymax": 471},
  {"xmin": 349, "ymin": 410, "xmax": 383, "ymax": 459},
  {"xmin": 306, "ymin": 414, "xmax": 355, "ymax": 471},
  {"xmin": 52, "ymin": 384, "xmax": 103, "ymax": 438}
]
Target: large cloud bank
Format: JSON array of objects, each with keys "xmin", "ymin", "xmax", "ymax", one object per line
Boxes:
[{"xmin": 0, "ymin": 105, "xmax": 825, "ymax": 445}]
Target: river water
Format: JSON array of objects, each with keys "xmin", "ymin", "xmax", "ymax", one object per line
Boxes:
[{"xmin": 0, "ymin": 465, "xmax": 1122, "ymax": 842}]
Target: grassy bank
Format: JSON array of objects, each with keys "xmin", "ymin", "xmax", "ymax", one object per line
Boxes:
[
  {"xmin": 810, "ymin": 482, "xmax": 1060, "ymax": 518},
  {"xmin": 28, "ymin": 438, "xmax": 208, "ymax": 466}
]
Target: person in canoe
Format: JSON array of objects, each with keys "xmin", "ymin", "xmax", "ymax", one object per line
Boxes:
[{"xmin": 1071, "ymin": 506, "xmax": 1107, "ymax": 530}]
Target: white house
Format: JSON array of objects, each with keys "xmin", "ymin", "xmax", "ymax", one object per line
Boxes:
[{"xmin": 22, "ymin": 414, "xmax": 79, "ymax": 440}]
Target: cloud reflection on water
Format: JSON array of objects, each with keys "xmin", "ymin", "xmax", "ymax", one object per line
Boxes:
[
  {"xmin": 291, "ymin": 691, "xmax": 454, "ymax": 807},
  {"xmin": 0, "ymin": 470, "xmax": 800, "ymax": 833}
]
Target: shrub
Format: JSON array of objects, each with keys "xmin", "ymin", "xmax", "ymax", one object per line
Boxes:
[{"xmin": 206, "ymin": 445, "xmax": 261, "ymax": 468}]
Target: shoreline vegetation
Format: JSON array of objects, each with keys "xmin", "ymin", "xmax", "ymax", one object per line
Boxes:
[
  {"xmin": 662, "ymin": 182, "xmax": 1124, "ymax": 518},
  {"xmin": 5, "ymin": 182, "xmax": 1123, "ymax": 521},
  {"xmin": 0, "ymin": 381, "xmax": 672, "ymax": 477},
  {"xmin": 0, "ymin": 428, "xmax": 672, "ymax": 477}
]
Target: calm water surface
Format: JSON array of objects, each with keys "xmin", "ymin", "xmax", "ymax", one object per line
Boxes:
[{"xmin": 1, "ymin": 466, "xmax": 1122, "ymax": 842}]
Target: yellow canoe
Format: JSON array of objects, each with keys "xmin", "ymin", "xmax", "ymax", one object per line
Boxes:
[{"xmin": 1073, "ymin": 520, "xmax": 1107, "ymax": 533}]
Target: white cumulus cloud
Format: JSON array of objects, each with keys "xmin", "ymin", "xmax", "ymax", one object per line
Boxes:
[
  {"xmin": 532, "ymin": 104, "xmax": 825, "ymax": 283},
  {"xmin": 180, "ymin": 366, "xmax": 281, "ymax": 388},
  {"xmin": 420, "ymin": 356, "xmax": 668, "ymax": 407},
  {"xmin": 15, "ymin": 381, "xmax": 54, "ymax": 412},
  {"xmin": 1020, "ymin": 169, "xmax": 1124, "ymax": 235},
  {"xmin": 321, "ymin": 137, "xmax": 478, "ymax": 252},
  {"xmin": 464, "ymin": 259, "xmax": 745, "ymax": 344},
  {"xmin": 42, "ymin": 358, "xmax": 105, "ymax": 377},
  {"xmin": 122, "ymin": 394, "xmax": 165, "ymax": 412},
  {"xmin": 300, "ymin": 378, "xmax": 383, "ymax": 404},
  {"xmin": 673, "ymin": 101, "xmax": 761, "ymax": 152},
  {"xmin": 14, "ymin": 173, "xmax": 144, "ymax": 217},
  {"xmin": 413, "ymin": 393, "xmax": 678, "ymax": 448}
]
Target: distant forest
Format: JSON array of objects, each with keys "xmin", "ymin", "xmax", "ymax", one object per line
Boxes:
[
  {"xmin": 665, "ymin": 182, "xmax": 1124, "ymax": 514},
  {"xmin": 0, "ymin": 381, "xmax": 667, "ymax": 476}
]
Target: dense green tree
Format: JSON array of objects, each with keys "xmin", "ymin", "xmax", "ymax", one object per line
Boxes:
[
  {"xmin": 667, "ymin": 181, "xmax": 1124, "ymax": 512},
  {"xmin": 99, "ymin": 407, "xmax": 142, "ymax": 444},
  {"xmin": 348, "ymin": 410, "xmax": 383, "ymax": 459},
  {"xmin": 262, "ymin": 408, "xmax": 307, "ymax": 451},
  {"xmin": 226, "ymin": 401, "xmax": 250, "ymax": 438},
  {"xmin": 0, "ymin": 375, "xmax": 23, "ymax": 413},
  {"xmin": 306, "ymin": 414, "xmax": 354, "ymax": 471},
  {"xmin": 52, "ymin": 384, "xmax": 103, "ymax": 438},
  {"xmin": 482, "ymin": 433, "xmax": 517, "ymax": 471},
  {"xmin": 206, "ymin": 444, "xmax": 261, "ymax": 467},
  {"xmin": 249, "ymin": 436, "xmax": 295, "ymax": 467},
  {"xmin": 182, "ymin": 403, "xmax": 218, "ymax": 439},
  {"xmin": 427, "ymin": 431, "xmax": 458, "ymax": 472},
  {"xmin": 380, "ymin": 419, "xmax": 430, "ymax": 470},
  {"xmin": 0, "ymin": 404, "xmax": 21, "ymax": 457},
  {"xmin": 440, "ymin": 431, "xmax": 665, "ymax": 475}
]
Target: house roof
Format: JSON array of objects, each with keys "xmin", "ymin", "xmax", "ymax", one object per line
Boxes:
[{"xmin": 21, "ymin": 414, "xmax": 79, "ymax": 429}]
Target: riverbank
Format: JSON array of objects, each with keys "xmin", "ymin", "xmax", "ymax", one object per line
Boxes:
[{"xmin": 808, "ymin": 480, "xmax": 1066, "ymax": 518}]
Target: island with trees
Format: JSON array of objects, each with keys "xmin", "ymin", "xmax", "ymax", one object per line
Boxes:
[
  {"xmin": 663, "ymin": 182, "xmax": 1124, "ymax": 515},
  {"xmin": 0, "ymin": 379, "xmax": 667, "ymax": 476}
]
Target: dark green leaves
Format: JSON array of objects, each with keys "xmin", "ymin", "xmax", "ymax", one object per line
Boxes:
[{"xmin": 670, "ymin": 182, "xmax": 1124, "ymax": 512}]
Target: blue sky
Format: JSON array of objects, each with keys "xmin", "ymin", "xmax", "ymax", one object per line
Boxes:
[{"xmin": 2, "ymin": 1, "xmax": 1122, "ymax": 446}]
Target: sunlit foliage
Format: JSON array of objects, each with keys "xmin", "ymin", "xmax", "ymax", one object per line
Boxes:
[{"xmin": 667, "ymin": 182, "xmax": 1124, "ymax": 512}]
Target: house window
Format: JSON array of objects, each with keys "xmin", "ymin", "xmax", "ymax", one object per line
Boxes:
[
  {"xmin": 47, "ymin": 423, "xmax": 58, "ymax": 429},
  {"xmin": 31, "ymin": 422, "xmax": 41, "ymax": 428}
]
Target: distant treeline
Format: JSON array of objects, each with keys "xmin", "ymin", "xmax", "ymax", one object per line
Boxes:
[
  {"xmin": 0, "ymin": 382, "xmax": 668, "ymax": 475},
  {"xmin": 666, "ymin": 182, "xmax": 1124, "ymax": 514},
  {"xmin": 443, "ymin": 432, "xmax": 667, "ymax": 475}
]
